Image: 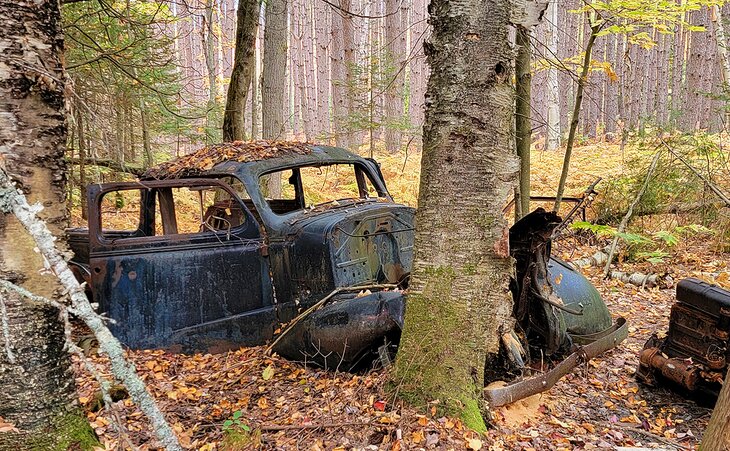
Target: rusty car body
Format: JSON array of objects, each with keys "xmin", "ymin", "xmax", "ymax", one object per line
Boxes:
[{"xmin": 67, "ymin": 142, "xmax": 626, "ymax": 398}]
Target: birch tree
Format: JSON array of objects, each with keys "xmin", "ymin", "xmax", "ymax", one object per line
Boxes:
[
  {"xmin": 0, "ymin": 2, "xmax": 97, "ymax": 447},
  {"xmin": 392, "ymin": 0, "xmax": 518, "ymax": 431}
]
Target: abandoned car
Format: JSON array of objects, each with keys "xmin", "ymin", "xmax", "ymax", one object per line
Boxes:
[{"xmin": 67, "ymin": 141, "xmax": 626, "ymax": 404}]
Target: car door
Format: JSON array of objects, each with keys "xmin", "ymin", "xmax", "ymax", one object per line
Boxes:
[{"xmin": 87, "ymin": 178, "xmax": 275, "ymax": 352}]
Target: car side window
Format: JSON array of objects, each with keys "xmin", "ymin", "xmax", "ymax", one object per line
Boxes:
[{"xmin": 99, "ymin": 181, "xmax": 249, "ymax": 240}]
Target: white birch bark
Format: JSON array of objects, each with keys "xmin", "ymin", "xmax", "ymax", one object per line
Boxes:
[{"xmin": 0, "ymin": 170, "xmax": 182, "ymax": 451}]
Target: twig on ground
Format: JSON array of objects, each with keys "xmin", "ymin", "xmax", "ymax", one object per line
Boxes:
[
  {"xmin": 260, "ymin": 421, "xmax": 373, "ymax": 432},
  {"xmin": 599, "ymin": 421, "xmax": 691, "ymax": 450}
]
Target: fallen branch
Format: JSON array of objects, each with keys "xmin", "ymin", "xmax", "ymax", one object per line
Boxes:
[
  {"xmin": 567, "ymin": 254, "xmax": 671, "ymax": 289},
  {"xmin": 598, "ymin": 421, "xmax": 691, "ymax": 450},
  {"xmin": 606, "ymin": 271, "xmax": 672, "ymax": 289},
  {"xmin": 0, "ymin": 169, "xmax": 181, "ymax": 450},
  {"xmin": 66, "ymin": 157, "xmax": 144, "ymax": 176},
  {"xmin": 569, "ymin": 250, "xmax": 610, "ymax": 269},
  {"xmin": 259, "ymin": 421, "xmax": 373, "ymax": 432},
  {"xmin": 603, "ymin": 151, "xmax": 662, "ymax": 278},
  {"xmin": 266, "ymin": 284, "xmax": 398, "ymax": 353}
]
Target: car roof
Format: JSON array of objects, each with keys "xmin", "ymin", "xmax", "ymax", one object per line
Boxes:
[{"xmin": 142, "ymin": 141, "xmax": 367, "ymax": 180}]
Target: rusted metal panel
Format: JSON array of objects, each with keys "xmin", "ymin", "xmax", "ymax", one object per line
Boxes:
[{"xmin": 637, "ymin": 278, "xmax": 730, "ymax": 397}]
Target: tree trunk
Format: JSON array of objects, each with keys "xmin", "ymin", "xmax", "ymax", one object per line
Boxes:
[
  {"xmin": 515, "ymin": 25, "xmax": 531, "ymax": 219},
  {"xmin": 331, "ymin": 2, "xmax": 349, "ymax": 148},
  {"xmin": 702, "ymin": 375, "xmax": 730, "ymax": 450},
  {"xmin": 0, "ymin": 1, "xmax": 97, "ymax": 448},
  {"xmin": 384, "ymin": 0, "xmax": 404, "ymax": 153},
  {"xmin": 392, "ymin": 0, "xmax": 518, "ymax": 431},
  {"xmin": 140, "ymin": 101, "xmax": 153, "ymax": 168},
  {"xmin": 553, "ymin": 19, "xmax": 601, "ymax": 212},
  {"xmin": 302, "ymin": 2, "xmax": 317, "ymax": 139},
  {"xmin": 262, "ymin": 0, "xmax": 287, "ymax": 197},
  {"xmin": 314, "ymin": 0, "xmax": 330, "ymax": 139},
  {"xmin": 261, "ymin": 0, "xmax": 288, "ymax": 139},
  {"xmin": 408, "ymin": 0, "xmax": 428, "ymax": 146},
  {"xmin": 203, "ymin": 0, "xmax": 218, "ymax": 141},
  {"xmin": 712, "ymin": 5, "xmax": 730, "ymax": 128},
  {"xmin": 223, "ymin": 0, "xmax": 262, "ymax": 142},
  {"xmin": 293, "ymin": 0, "xmax": 312, "ymax": 140},
  {"xmin": 75, "ymin": 107, "xmax": 88, "ymax": 220},
  {"xmin": 342, "ymin": 0, "xmax": 356, "ymax": 146},
  {"xmin": 546, "ymin": 0, "xmax": 560, "ymax": 150}
]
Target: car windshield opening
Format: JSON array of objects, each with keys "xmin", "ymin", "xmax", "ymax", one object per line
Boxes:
[{"xmin": 259, "ymin": 163, "xmax": 386, "ymax": 215}]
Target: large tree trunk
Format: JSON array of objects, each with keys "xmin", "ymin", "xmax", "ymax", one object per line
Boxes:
[
  {"xmin": 702, "ymin": 375, "xmax": 730, "ymax": 449},
  {"xmin": 223, "ymin": 0, "xmax": 262, "ymax": 142},
  {"xmin": 0, "ymin": 1, "xmax": 97, "ymax": 448},
  {"xmin": 392, "ymin": 0, "xmax": 518, "ymax": 432},
  {"xmin": 262, "ymin": 0, "xmax": 287, "ymax": 197}
]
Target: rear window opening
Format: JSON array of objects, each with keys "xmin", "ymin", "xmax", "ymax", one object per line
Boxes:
[
  {"xmin": 259, "ymin": 163, "xmax": 386, "ymax": 215},
  {"xmin": 98, "ymin": 182, "xmax": 248, "ymax": 240}
]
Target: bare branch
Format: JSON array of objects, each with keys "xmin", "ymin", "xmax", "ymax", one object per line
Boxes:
[{"xmin": 0, "ymin": 169, "xmax": 182, "ymax": 451}]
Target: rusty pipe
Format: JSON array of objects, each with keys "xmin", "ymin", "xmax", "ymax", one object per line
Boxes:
[{"xmin": 639, "ymin": 347, "xmax": 701, "ymax": 391}]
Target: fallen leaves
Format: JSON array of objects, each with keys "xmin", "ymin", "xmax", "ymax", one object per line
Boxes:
[
  {"xmin": 68, "ymin": 235, "xmax": 717, "ymax": 450},
  {"xmin": 143, "ymin": 140, "xmax": 313, "ymax": 180}
]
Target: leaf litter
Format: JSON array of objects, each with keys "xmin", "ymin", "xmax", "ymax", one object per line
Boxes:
[{"xmin": 73, "ymin": 234, "xmax": 719, "ymax": 450}]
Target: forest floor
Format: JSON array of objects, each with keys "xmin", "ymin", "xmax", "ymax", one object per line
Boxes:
[{"xmin": 72, "ymin": 141, "xmax": 730, "ymax": 450}]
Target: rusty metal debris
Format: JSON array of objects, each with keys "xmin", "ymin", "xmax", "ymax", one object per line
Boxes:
[
  {"xmin": 485, "ymin": 318, "xmax": 628, "ymax": 407},
  {"xmin": 637, "ymin": 278, "xmax": 730, "ymax": 397}
]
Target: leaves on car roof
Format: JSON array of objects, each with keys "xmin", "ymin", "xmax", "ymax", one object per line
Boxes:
[{"xmin": 142, "ymin": 140, "xmax": 313, "ymax": 180}]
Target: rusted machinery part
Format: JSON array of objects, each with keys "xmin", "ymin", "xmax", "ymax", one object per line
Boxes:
[
  {"xmin": 484, "ymin": 317, "xmax": 628, "ymax": 407},
  {"xmin": 638, "ymin": 347, "xmax": 702, "ymax": 391}
]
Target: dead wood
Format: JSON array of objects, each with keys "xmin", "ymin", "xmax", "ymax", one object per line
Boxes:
[
  {"xmin": 603, "ymin": 151, "xmax": 662, "ymax": 278},
  {"xmin": 66, "ymin": 157, "xmax": 144, "ymax": 176},
  {"xmin": 660, "ymin": 138, "xmax": 730, "ymax": 208}
]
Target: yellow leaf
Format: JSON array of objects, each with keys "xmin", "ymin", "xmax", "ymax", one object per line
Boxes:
[
  {"xmin": 411, "ymin": 430, "xmax": 424, "ymax": 443},
  {"xmin": 417, "ymin": 415, "xmax": 428, "ymax": 426},
  {"xmin": 257, "ymin": 397, "xmax": 269, "ymax": 409},
  {"xmin": 166, "ymin": 391, "xmax": 178, "ymax": 400},
  {"xmin": 467, "ymin": 438, "xmax": 483, "ymax": 450},
  {"xmin": 262, "ymin": 364, "xmax": 274, "ymax": 381}
]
